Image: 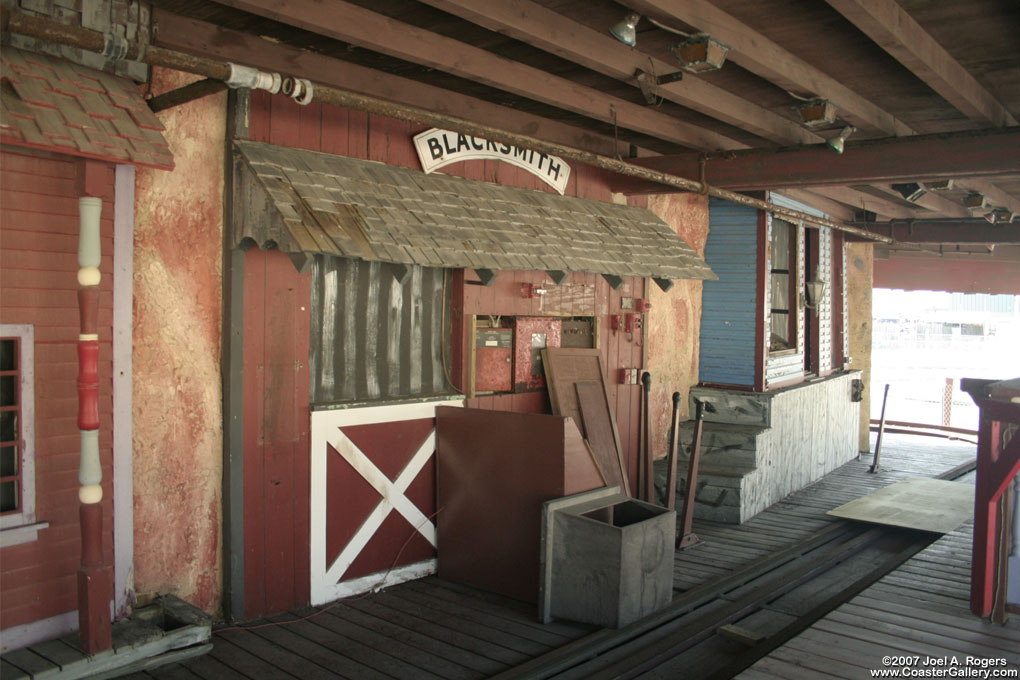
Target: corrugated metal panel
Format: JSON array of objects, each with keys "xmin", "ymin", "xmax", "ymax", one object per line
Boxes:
[
  {"xmin": 699, "ymin": 198, "xmax": 759, "ymax": 386},
  {"xmin": 309, "ymin": 255, "xmax": 450, "ymax": 405}
]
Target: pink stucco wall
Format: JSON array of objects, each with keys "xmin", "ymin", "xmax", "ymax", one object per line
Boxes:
[
  {"xmin": 645, "ymin": 193, "xmax": 710, "ymax": 459},
  {"xmin": 132, "ymin": 68, "xmax": 225, "ymax": 613}
]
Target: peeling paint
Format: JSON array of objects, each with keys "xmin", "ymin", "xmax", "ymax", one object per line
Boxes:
[
  {"xmin": 645, "ymin": 193, "xmax": 710, "ymax": 459},
  {"xmin": 132, "ymin": 68, "xmax": 225, "ymax": 614}
]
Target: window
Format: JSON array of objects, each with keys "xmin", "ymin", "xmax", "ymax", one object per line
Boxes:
[
  {"xmin": 769, "ymin": 219, "xmax": 798, "ymax": 353},
  {"xmin": 1, "ymin": 325, "xmax": 43, "ymax": 547}
]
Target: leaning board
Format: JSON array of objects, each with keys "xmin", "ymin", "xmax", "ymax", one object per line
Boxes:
[{"xmin": 826, "ymin": 477, "xmax": 974, "ymax": 533}]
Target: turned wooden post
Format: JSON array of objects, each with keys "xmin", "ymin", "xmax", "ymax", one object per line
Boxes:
[{"xmin": 77, "ymin": 196, "xmax": 112, "ymax": 654}]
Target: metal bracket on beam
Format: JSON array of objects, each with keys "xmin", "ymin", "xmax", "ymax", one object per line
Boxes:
[{"xmin": 147, "ymin": 78, "xmax": 228, "ymax": 113}]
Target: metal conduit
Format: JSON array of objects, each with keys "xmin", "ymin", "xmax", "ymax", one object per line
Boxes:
[{"xmin": 1, "ymin": 8, "xmax": 894, "ymax": 244}]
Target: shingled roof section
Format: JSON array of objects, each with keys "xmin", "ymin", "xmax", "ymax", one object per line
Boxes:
[
  {"xmin": 234, "ymin": 140, "xmax": 715, "ymax": 281},
  {"xmin": 0, "ymin": 46, "xmax": 174, "ymax": 170}
]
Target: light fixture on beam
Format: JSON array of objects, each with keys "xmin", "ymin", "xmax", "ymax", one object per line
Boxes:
[
  {"xmin": 671, "ymin": 34, "xmax": 730, "ymax": 73},
  {"xmin": 892, "ymin": 182, "xmax": 927, "ymax": 203},
  {"xmin": 825, "ymin": 126, "xmax": 856, "ymax": 154},
  {"xmin": 925, "ymin": 179, "xmax": 954, "ymax": 192},
  {"xmin": 609, "ymin": 12, "xmax": 641, "ymax": 47},
  {"xmin": 963, "ymin": 192, "xmax": 988, "ymax": 209},
  {"xmin": 795, "ymin": 99, "xmax": 838, "ymax": 128},
  {"xmin": 635, "ymin": 69, "xmax": 684, "ymax": 104},
  {"xmin": 984, "ymin": 208, "xmax": 1012, "ymax": 224}
]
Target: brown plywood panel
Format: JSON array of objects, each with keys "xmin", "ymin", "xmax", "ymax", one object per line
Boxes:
[
  {"xmin": 436, "ymin": 406, "xmax": 602, "ymax": 603},
  {"xmin": 575, "ymin": 380, "xmax": 627, "ymax": 494}
]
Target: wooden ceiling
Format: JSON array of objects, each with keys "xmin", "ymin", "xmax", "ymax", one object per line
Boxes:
[{"xmin": 148, "ymin": 0, "xmax": 1020, "ymax": 247}]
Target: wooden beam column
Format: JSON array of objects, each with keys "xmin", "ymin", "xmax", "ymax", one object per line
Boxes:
[{"xmin": 77, "ymin": 196, "xmax": 112, "ymax": 653}]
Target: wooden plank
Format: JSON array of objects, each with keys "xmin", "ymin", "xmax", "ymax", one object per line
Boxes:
[
  {"xmin": 543, "ymin": 347, "xmax": 629, "ymax": 495},
  {"xmin": 216, "ymin": 0, "xmax": 742, "ymax": 152},
  {"xmin": 575, "ymin": 380, "xmax": 626, "ymax": 491},
  {"xmin": 174, "ymin": 653, "xmax": 253, "ymax": 680},
  {"xmin": 206, "ymin": 636, "xmax": 305, "ymax": 680},
  {"xmin": 2, "ymin": 647, "xmax": 61, "ymax": 676}
]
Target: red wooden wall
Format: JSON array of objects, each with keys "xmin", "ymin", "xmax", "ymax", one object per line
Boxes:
[
  {"xmin": 240, "ymin": 93, "xmax": 648, "ymax": 615},
  {"xmin": 0, "ymin": 149, "xmax": 116, "ymax": 630}
]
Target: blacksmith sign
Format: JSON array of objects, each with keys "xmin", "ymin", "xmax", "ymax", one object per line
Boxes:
[{"xmin": 413, "ymin": 128, "xmax": 571, "ymax": 195}]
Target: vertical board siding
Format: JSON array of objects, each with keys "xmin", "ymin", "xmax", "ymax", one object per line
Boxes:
[
  {"xmin": 309, "ymin": 256, "xmax": 448, "ymax": 406},
  {"xmin": 0, "ymin": 150, "xmax": 116, "ymax": 630},
  {"xmin": 699, "ymin": 198, "xmax": 758, "ymax": 386}
]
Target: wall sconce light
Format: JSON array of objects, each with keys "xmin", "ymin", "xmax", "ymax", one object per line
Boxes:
[
  {"xmin": 803, "ymin": 277, "xmax": 827, "ymax": 310},
  {"xmin": 795, "ymin": 98, "xmax": 838, "ymax": 127},
  {"xmin": 610, "ymin": 12, "xmax": 641, "ymax": 47},
  {"xmin": 825, "ymin": 126, "xmax": 856, "ymax": 154},
  {"xmin": 671, "ymin": 34, "xmax": 730, "ymax": 73},
  {"xmin": 892, "ymin": 182, "xmax": 927, "ymax": 203}
]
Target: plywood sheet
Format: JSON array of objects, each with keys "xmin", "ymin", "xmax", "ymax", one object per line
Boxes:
[
  {"xmin": 826, "ymin": 477, "xmax": 974, "ymax": 534},
  {"xmin": 575, "ymin": 381, "xmax": 625, "ymax": 491}
]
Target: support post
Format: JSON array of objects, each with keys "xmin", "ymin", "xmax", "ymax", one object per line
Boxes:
[
  {"xmin": 677, "ymin": 399, "xmax": 705, "ymax": 549},
  {"xmin": 77, "ymin": 196, "xmax": 111, "ymax": 653}
]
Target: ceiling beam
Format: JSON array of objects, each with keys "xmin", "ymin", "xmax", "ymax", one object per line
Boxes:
[
  {"xmin": 607, "ymin": 127, "xmax": 1020, "ymax": 193},
  {"xmin": 825, "ymin": 0, "xmax": 1016, "ymax": 128},
  {"xmin": 809, "ymin": 186, "xmax": 923, "ymax": 220},
  {"xmin": 621, "ymin": 0, "xmax": 913, "ymax": 136},
  {"xmin": 415, "ymin": 0, "xmax": 821, "ymax": 146},
  {"xmin": 152, "ymin": 10, "xmax": 626, "ymax": 158},
  {"xmin": 955, "ymin": 179, "xmax": 1020, "ymax": 217},
  {"xmin": 854, "ymin": 221, "xmax": 1020, "ymax": 244},
  {"xmin": 868, "ymin": 185, "xmax": 971, "ymax": 219},
  {"xmin": 213, "ymin": 0, "xmax": 744, "ymax": 152}
]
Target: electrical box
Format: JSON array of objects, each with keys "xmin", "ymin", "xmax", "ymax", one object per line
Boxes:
[
  {"xmin": 514, "ymin": 317, "xmax": 562, "ymax": 392},
  {"xmin": 475, "ymin": 327, "xmax": 512, "ymax": 393}
]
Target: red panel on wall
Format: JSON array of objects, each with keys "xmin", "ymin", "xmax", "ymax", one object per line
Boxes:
[
  {"xmin": 0, "ymin": 150, "xmax": 116, "ymax": 630},
  {"xmin": 513, "ymin": 317, "xmax": 562, "ymax": 392},
  {"xmin": 242, "ymin": 248, "xmax": 311, "ymax": 618}
]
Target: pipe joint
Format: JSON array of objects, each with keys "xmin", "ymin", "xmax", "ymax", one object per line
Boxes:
[
  {"xmin": 226, "ymin": 63, "xmax": 282, "ymax": 94},
  {"xmin": 282, "ymin": 76, "xmax": 314, "ymax": 105}
]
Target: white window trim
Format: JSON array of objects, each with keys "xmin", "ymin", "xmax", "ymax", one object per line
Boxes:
[{"xmin": 1, "ymin": 324, "xmax": 45, "ymax": 547}]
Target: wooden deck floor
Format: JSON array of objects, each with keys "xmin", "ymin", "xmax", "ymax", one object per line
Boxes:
[{"xmin": 13, "ymin": 433, "xmax": 1014, "ymax": 680}]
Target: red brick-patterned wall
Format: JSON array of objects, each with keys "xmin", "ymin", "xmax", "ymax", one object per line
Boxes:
[{"xmin": 0, "ymin": 149, "xmax": 115, "ymax": 630}]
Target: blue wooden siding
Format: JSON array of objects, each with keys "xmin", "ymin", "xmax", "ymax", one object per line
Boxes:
[{"xmin": 699, "ymin": 198, "xmax": 759, "ymax": 386}]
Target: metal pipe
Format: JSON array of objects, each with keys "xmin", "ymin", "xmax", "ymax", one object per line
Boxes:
[{"xmin": 1, "ymin": 7, "xmax": 894, "ymax": 244}]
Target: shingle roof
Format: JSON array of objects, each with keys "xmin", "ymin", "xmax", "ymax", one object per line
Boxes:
[
  {"xmin": 0, "ymin": 46, "xmax": 174, "ymax": 170},
  {"xmin": 234, "ymin": 140, "xmax": 715, "ymax": 281}
]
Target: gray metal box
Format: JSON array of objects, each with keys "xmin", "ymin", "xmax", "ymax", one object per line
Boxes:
[{"xmin": 539, "ymin": 487, "xmax": 675, "ymax": 628}]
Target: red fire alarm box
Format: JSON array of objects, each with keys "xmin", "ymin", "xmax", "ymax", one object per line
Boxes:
[
  {"xmin": 513, "ymin": 317, "xmax": 562, "ymax": 392},
  {"xmin": 476, "ymin": 327, "xmax": 513, "ymax": 393}
]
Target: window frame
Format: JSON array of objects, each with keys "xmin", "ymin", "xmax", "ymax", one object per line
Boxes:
[
  {"xmin": 0, "ymin": 324, "xmax": 44, "ymax": 547},
  {"xmin": 768, "ymin": 218, "xmax": 800, "ymax": 356}
]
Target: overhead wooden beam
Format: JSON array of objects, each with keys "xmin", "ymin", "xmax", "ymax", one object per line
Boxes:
[
  {"xmin": 215, "ymin": 0, "xmax": 744, "ymax": 152},
  {"xmin": 870, "ymin": 185, "xmax": 971, "ymax": 219},
  {"xmin": 622, "ymin": 0, "xmax": 913, "ymax": 136},
  {"xmin": 152, "ymin": 10, "xmax": 629, "ymax": 158},
  {"xmin": 825, "ymin": 0, "xmax": 1016, "ymax": 128},
  {"xmin": 608, "ymin": 127, "xmax": 1020, "ymax": 193},
  {"xmin": 415, "ymin": 0, "xmax": 821, "ymax": 146},
  {"xmin": 810, "ymin": 186, "xmax": 923, "ymax": 220},
  {"xmin": 956, "ymin": 179, "xmax": 1020, "ymax": 217},
  {"xmin": 854, "ymin": 221, "xmax": 1020, "ymax": 244}
]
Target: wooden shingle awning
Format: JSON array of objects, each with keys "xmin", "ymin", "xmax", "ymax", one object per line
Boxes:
[
  {"xmin": 0, "ymin": 47, "xmax": 174, "ymax": 170},
  {"xmin": 233, "ymin": 140, "xmax": 715, "ymax": 281}
]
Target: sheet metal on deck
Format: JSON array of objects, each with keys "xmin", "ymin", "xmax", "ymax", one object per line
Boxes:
[{"xmin": 826, "ymin": 477, "xmax": 974, "ymax": 534}]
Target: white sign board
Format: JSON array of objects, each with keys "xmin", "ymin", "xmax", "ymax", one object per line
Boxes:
[{"xmin": 413, "ymin": 128, "xmax": 571, "ymax": 195}]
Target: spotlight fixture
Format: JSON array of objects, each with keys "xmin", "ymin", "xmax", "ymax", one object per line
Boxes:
[
  {"xmin": 610, "ymin": 12, "xmax": 641, "ymax": 47},
  {"xmin": 984, "ymin": 208, "xmax": 1012, "ymax": 224},
  {"xmin": 795, "ymin": 99, "xmax": 838, "ymax": 128},
  {"xmin": 671, "ymin": 34, "xmax": 730, "ymax": 73},
  {"xmin": 892, "ymin": 182, "xmax": 927, "ymax": 203},
  {"xmin": 825, "ymin": 126, "xmax": 856, "ymax": 154}
]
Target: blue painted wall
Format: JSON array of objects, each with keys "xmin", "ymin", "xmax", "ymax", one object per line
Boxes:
[{"xmin": 699, "ymin": 198, "xmax": 759, "ymax": 386}]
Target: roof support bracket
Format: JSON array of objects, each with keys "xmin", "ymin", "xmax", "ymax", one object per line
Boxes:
[
  {"xmin": 288, "ymin": 252, "xmax": 313, "ymax": 274},
  {"xmin": 390, "ymin": 263, "xmax": 413, "ymax": 285},
  {"xmin": 653, "ymin": 277, "xmax": 675, "ymax": 292},
  {"xmin": 602, "ymin": 274, "xmax": 624, "ymax": 290},
  {"xmin": 546, "ymin": 270, "xmax": 568, "ymax": 285},
  {"xmin": 475, "ymin": 268, "xmax": 498, "ymax": 286}
]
